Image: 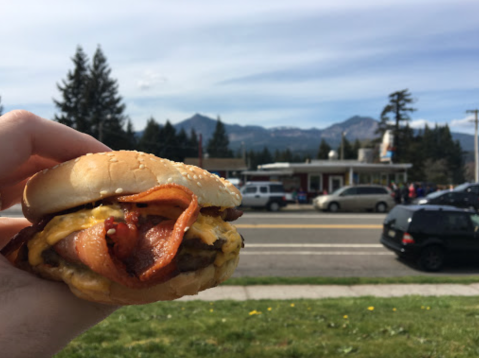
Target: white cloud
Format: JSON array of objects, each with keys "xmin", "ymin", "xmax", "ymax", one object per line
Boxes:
[
  {"xmin": 408, "ymin": 119, "xmax": 446, "ymax": 129},
  {"xmin": 451, "ymin": 115, "xmax": 475, "ymax": 128}
]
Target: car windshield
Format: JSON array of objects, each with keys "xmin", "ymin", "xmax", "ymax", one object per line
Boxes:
[
  {"xmin": 454, "ymin": 183, "xmax": 471, "ymax": 192},
  {"xmin": 330, "ymin": 187, "xmax": 346, "ymax": 196},
  {"xmin": 426, "ymin": 190, "xmax": 448, "ymax": 199}
]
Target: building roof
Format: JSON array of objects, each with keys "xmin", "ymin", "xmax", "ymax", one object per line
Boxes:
[
  {"xmin": 184, "ymin": 157, "xmax": 247, "ymax": 171},
  {"xmin": 252, "ymin": 160, "xmax": 412, "ymax": 174}
]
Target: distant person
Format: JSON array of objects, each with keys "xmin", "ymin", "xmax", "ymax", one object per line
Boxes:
[
  {"xmin": 297, "ymin": 188, "xmax": 307, "ymax": 204},
  {"xmin": 416, "ymin": 184, "xmax": 424, "ymax": 198},
  {"xmin": 401, "ymin": 184, "xmax": 410, "ymax": 204},
  {"xmin": 408, "ymin": 183, "xmax": 416, "ymax": 199},
  {"xmin": 393, "ymin": 184, "xmax": 402, "ymax": 204}
]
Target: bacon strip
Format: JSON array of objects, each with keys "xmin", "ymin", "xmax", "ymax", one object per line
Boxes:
[{"xmin": 56, "ymin": 184, "xmax": 199, "ymax": 288}]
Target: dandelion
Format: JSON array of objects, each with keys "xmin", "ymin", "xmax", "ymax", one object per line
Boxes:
[
  {"xmin": 427, "ymin": 306, "xmax": 430, "ymax": 310},
  {"xmin": 343, "ymin": 315, "xmax": 348, "ymax": 319},
  {"xmin": 421, "ymin": 306, "xmax": 425, "ymax": 309},
  {"xmin": 267, "ymin": 307, "xmax": 272, "ymax": 311},
  {"xmin": 210, "ymin": 302, "xmax": 214, "ymax": 305},
  {"xmin": 393, "ymin": 308, "xmax": 397, "ymax": 312},
  {"xmin": 249, "ymin": 310, "xmax": 262, "ymax": 316},
  {"xmin": 290, "ymin": 303, "xmax": 295, "ymax": 307},
  {"xmin": 368, "ymin": 306, "xmax": 374, "ymax": 311},
  {"xmin": 209, "ymin": 309, "xmax": 214, "ymax": 313}
]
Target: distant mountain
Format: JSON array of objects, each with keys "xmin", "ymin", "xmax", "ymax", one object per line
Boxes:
[{"xmin": 172, "ymin": 113, "xmax": 474, "ymax": 156}]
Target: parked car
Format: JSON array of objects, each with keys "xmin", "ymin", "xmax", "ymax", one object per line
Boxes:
[
  {"xmin": 454, "ymin": 182, "xmax": 479, "ymax": 196},
  {"xmin": 313, "ymin": 185, "xmax": 395, "ymax": 213},
  {"xmin": 380, "ymin": 205, "xmax": 479, "ymax": 271},
  {"xmin": 413, "ymin": 190, "xmax": 479, "ymax": 210},
  {"xmin": 240, "ymin": 181, "xmax": 288, "ymax": 212}
]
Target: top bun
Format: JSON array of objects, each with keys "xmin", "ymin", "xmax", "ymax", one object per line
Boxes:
[{"xmin": 23, "ymin": 151, "xmax": 242, "ymax": 222}]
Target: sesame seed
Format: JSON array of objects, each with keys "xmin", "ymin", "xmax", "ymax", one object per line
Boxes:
[
  {"xmin": 197, "ymin": 182, "xmax": 202, "ymax": 187},
  {"xmin": 107, "ymin": 228, "xmax": 116, "ymax": 235},
  {"xmin": 184, "ymin": 226, "xmax": 190, "ymax": 232},
  {"xmin": 42, "ymin": 169, "xmax": 48, "ymax": 174},
  {"xmin": 199, "ymin": 175, "xmax": 203, "ymax": 179},
  {"xmin": 74, "ymin": 158, "xmax": 80, "ymax": 162},
  {"xmin": 107, "ymin": 153, "xmax": 115, "ymax": 156},
  {"xmin": 187, "ymin": 174, "xmax": 192, "ymax": 180},
  {"xmin": 167, "ymin": 177, "xmax": 173, "ymax": 182},
  {"xmin": 86, "ymin": 153, "xmax": 93, "ymax": 156},
  {"xmin": 115, "ymin": 188, "xmax": 124, "ymax": 194},
  {"xmin": 193, "ymin": 175, "xmax": 198, "ymax": 180},
  {"xmin": 139, "ymin": 164, "xmax": 145, "ymax": 169},
  {"xmin": 52, "ymin": 165, "xmax": 59, "ymax": 169},
  {"xmin": 100, "ymin": 190, "xmax": 108, "ymax": 195},
  {"xmin": 110, "ymin": 158, "xmax": 118, "ymax": 163}
]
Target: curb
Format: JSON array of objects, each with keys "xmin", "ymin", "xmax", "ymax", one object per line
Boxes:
[{"xmin": 178, "ymin": 284, "xmax": 479, "ymax": 301}]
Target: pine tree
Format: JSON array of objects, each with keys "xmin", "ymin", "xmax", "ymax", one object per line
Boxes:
[
  {"xmin": 206, "ymin": 116, "xmax": 233, "ymax": 158},
  {"xmin": 84, "ymin": 46, "xmax": 127, "ymax": 149},
  {"xmin": 123, "ymin": 119, "xmax": 137, "ymax": 150},
  {"xmin": 53, "ymin": 46, "xmax": 90, "ymax": 131},
  {"xmin": 337, "ymin": 137, "xmax": 355, "ymax": 159},
  {"xmin": 378, "ymin": 89, "xmax": 416, "ymax": 162},
  {"xmin": 187, "ymin": 128, "xmax": 199, "ymax": 158},
  {"xmin": 160, "ymin": 120, "xmax": 178, "ymax": 160},
  {"xmin": 317, "ymin": 139, "xmax": 331, "ymax": 159},
  {"xmin": 138, "ymin": 117, "xmax": 162, "ymax": 156}
]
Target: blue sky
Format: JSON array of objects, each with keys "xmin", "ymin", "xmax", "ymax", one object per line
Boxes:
[{"xmin": 1, "ymin": 0, "xmax": 478, "ymax": 134}]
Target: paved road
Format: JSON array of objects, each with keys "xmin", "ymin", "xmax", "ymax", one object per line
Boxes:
[
  {"xmin": 232, "ymin": 211, "xmax": 479, "ymax": 277},
  {"xmin": 4, "ymin": 204, "xmax": 479, "ymax": 277}
]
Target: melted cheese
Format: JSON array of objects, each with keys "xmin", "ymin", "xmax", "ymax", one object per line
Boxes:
[
  {"xmin": 28, "ymin": 204, "xmax": 124, "ymax": 266},
  {"xmin": 184, "ymin": 214, "xmax": 242, "ymax": 267},
  {"xmin": 28, "ymin": 205, "xmax": 241, "ymax": 273}
]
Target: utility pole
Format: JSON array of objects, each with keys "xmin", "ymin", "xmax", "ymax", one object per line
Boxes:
[{"xmin": 466, "ymin": 109, "xmax": 479, "ymax": 183}]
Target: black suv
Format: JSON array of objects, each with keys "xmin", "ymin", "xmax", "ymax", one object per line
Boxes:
[
  {"xmin": 413, "ymin": 190, "xmax": 479, "ymax": 210},
  {"xmin": 380, "ymin": 205, "xmax": 479, "ymax": 271},
  {"xmin": 454, "ymin": 182, "xmax": 479, "ymax": 196}
]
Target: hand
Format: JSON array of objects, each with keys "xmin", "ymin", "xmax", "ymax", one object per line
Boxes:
[{"xmin": 0, "ymin": 110, "xmax": 116, "ymax": 358}]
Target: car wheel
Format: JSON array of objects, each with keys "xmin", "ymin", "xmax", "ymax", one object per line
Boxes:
[
  {"xmin": 376, "ymin": 202, "xmax": 388, "ymax": 213},
  {"xmin": 328, "ymin": 202, "xmax": 340, "ymax": 212},
  {"xmin": 418, "ymin": 246, "xmax": 445, "ymax": 272},
  {"xmin": 267, "ymin": 201, "xmax": 280, "ymax": 212}
]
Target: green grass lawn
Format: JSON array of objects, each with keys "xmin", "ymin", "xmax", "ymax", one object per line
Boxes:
[{"xmin": 55, "ymin": 296, "xmax": 479, "ymax": 358}]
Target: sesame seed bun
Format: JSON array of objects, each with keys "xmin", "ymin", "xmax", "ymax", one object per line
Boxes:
[{"xmin": 23, "ymin": 150, "xmax": 242, "ymax": 222}]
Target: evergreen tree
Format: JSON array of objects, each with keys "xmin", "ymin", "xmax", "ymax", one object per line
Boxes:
[
  {"xmin": 206, "ymin": 116, "xmax": 233, "ymax": 158},
  {"xmin": 378, "ymin": 89, "xmax": 416, "ymax": 162},
  {"xmin": 337, "ymin": 137, "xmax": 355, "ymax": 159},
  {"xmin": 187, "ymin": 128, "xmax": 199, "ymax": 158},
  {"xmin": 0, "ymin": 95, "xmax": 3, "ymax": 116},
  {"xmin": 138, "ymin": 117, "xmax": 162, "ymax": 156},
  {"xmin": 176, "ymin": 128, "xmax": 189, "ymax": 161},
  {"xmin": 259, "ymin": 147, "xmax": 273, "ymax": 165},
  {"xmin": 160, "ymin": 120, "xmax": 179, "ymax": 160},
  {"xmin": 123, "ymin": 119, "xmax": 137, "ymax": 150},
  {"xmin": 317, "ymin": 139, "xmax": 331, "ymax": 159},
  {"xmin": 84, "ymin": 46, "xmax": 127, "ymax": 149},
  {"xmin": 53, "ymin": 46, "xmax": 90, "ymax": 131}
]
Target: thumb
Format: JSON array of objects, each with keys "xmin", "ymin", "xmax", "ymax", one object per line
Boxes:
[{"xmin": 0, "ymin": 217, "xmax": 31, "ymax": 250}]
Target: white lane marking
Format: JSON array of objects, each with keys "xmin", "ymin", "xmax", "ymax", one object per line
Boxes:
[
  {"xmin": 242, "ymin": 214, "xmax": 386, "ymax": 219},
  {"xmin": 242, "ymin": 251, "xmax": 393, "ymax": 256},
  {"xmin": 246, "ymin": 243, "xmax": 383, "ymax": 248}
]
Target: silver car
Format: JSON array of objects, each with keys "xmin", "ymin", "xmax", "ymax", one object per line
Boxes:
[{"xmin": 313, "ymin": 185, "xmax": 395, "ymax": 213}]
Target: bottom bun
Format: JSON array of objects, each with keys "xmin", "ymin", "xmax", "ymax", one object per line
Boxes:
[{"xmin": 32, "ymin": 256, "xmax": 239, "ymax": 305}]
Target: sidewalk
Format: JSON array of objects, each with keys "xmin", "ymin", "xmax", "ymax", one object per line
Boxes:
[{"xmin": 178, "ymin": 283, "xmax": 479, "ymax": 301}]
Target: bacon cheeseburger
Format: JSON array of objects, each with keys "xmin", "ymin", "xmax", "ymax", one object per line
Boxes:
[{"xmin": 1, "ymin": 151, "xmax": 244, "ymax": 305}]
